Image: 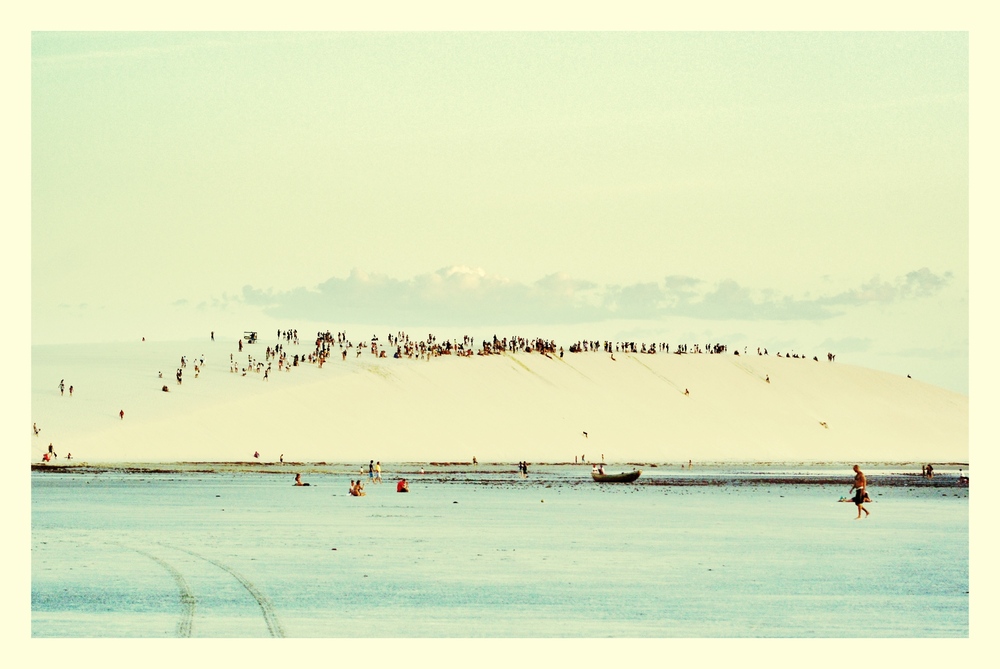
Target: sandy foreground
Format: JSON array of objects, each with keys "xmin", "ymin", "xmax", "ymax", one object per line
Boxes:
[{"xmin": 30, "ymin": 337, "xmax": 968, "ymax": 464}]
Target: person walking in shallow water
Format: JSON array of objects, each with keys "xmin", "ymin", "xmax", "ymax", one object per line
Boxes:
[{"xmin": 850, "ymin": 465, "xmax": 870, "ymax": 519}]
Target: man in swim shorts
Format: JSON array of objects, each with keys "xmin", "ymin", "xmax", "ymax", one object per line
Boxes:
[{"xmin": 850, "ymin": 464, "xmax": 870, "ymax": 519}]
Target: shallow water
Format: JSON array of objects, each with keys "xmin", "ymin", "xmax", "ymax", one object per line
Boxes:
[{"xmin": 31, "ymin": 468, "xmax": 968, "ymax": 637}]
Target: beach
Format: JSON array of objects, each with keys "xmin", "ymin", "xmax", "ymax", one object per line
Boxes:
[
  {"xmin": 32, "ymin": 463, "xmax": 969, "ymax": 637},
  {"xmin": 30, "ymin": 334, "xmax": 970, "ymax": 638}
]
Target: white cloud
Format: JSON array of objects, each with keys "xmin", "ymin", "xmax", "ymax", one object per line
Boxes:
[{"xmin": 231, "ymin": 266, "xmax": 955, "ymax": 327}]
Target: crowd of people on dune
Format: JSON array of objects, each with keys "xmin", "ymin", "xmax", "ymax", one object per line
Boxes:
[
  {"xmin": 249, "ymin": 328, "xmax": 838, "ymax": 367},
  {"xmin": 35, "ymin": 326, "xmax": 838, "ymax": 463},
  {"xmin": 167, "ymin": 327, "xmax": 841, "ymax": 390}
]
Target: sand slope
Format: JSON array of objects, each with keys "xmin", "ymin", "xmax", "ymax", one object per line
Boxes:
[{"xmin": 30, "ymin": 339, "xmax": 968, "ymax": 463}]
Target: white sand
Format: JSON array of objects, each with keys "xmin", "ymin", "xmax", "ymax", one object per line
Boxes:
[{"xmin": 31, "ymin": 337, "xmax": 968, "ymax": 463}]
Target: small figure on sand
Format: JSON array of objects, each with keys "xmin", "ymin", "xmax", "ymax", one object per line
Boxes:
[
  {"xmin": 33, "ymin": 422, "xmax": 40, "ymax": 436},
  {"xmin": 280, "ymin": 454, "xmax": 284, "ymax": 463},
  {"xmin": 253, "ymin": 451, "xmax": 260, "ymax": 459},
  {"xmin": 69, "ymin": 385, "xmax": 73, "ymax": 396},
  {"xmin": 293, "ymin": 473, "xmax": 309, "ymax": 486},
  {"xmin": 48, "ymin": 442, "xmax": 56, "ymax": 458},
  {"xmin": 59, "ymin": 379, "xmax": 64, "ymax": 396},
  {"xmin": 397, "ymin": 478, "xmax": 409, "ymax": 493},
  {"xmin": 850, "ymin": 465, "xmax": 870, "ymax": 519},
  {"xmin": 119, "ymin": 409, "xmax": 124, "ymax": 420},
  {"xmin": 66, "ymin": 453, "xmax": 72, "ymax": 460}
]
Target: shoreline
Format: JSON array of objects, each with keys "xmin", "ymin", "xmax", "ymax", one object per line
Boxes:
[{"xmin": 30, "ymin": 460, "xmax": 971, "ymax": 488}]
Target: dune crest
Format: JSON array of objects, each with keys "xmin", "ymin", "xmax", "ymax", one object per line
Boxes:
[{"xmin": 31, "ymin": 340, "xmax": 967, "ymax": 463}]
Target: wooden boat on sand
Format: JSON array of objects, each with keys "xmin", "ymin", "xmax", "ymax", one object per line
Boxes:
[{"xmin": 591, "ymin": 469, "xmax": 642, "ymax": 483}]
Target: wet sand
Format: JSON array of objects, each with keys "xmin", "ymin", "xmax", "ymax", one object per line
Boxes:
[{"xmin": 32, "ymin": 464, "xmax": 968, "ymax": 637}]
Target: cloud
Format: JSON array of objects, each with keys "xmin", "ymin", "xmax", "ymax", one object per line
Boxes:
[
  {"xmin": 679, "ymin": 279, "xmax": 833, "ymax": 321},
  {"xmin": 821, "ymin": 268, "xmax": 953, "ymax": 306},
  {"xmin": 223, "ymin": 266, "xmax": 954, "ymax": 327}
]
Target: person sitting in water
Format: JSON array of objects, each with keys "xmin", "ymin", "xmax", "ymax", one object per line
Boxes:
[
  {"xmin": 396, "ymin": 478, "xmax": 409, "ymax": 493},
  {"xmin": 294, "ymin": 473, "xmax": 309, "ymax": 486}
]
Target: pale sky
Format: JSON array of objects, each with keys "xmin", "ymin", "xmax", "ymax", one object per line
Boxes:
[{"xmin": 31, "ymin": 31, "xmax": 969, "ymax": 391}]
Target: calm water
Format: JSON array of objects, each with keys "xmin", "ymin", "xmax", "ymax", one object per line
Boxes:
[{"xmin": 31, "ymin": 467, "xmax": 969, "ymax": 637}]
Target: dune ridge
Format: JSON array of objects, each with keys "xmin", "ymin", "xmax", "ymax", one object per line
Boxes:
[{"xmin": 30, "ymin": 339, "xmax": 967, "ymax": 463}]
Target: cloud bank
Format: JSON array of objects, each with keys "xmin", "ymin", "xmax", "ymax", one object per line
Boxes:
[{"xmin": 232, "ymin": 266, "xmax": 954, "ymax": 327}]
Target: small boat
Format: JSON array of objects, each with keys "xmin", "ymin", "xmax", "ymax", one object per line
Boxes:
[{"xmin": 591, "ymin": 469, "xmax": 642, "ymax": 483}]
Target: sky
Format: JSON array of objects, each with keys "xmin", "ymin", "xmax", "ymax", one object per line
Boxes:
[{"xmin": 30, "ymin": 31, "xmax": 969, "ymax": 392}]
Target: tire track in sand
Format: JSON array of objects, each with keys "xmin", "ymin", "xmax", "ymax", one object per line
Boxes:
[
  {"xmin": 112, "ymin": 543, "xmax": 196, "ymax": 637},
  {"xmin": 160, "ymin": 543, "xmax": 285, "ymax": 638}
]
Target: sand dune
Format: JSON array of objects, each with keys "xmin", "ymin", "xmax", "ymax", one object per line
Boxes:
[{"xmin": 30, "ymin": 338, "xmax": 968, "ymax": 463}]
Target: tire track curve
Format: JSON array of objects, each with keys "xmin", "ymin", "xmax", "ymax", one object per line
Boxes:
[
  {"xmin": 160, "ymin": 543, "xmax": 285, "ymax": 638},
  {"xmin": 111, "ymin": 543, "xmax": 196, "ymax": 637}
]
